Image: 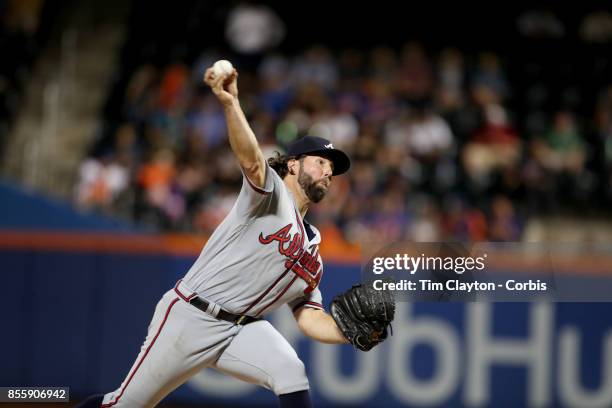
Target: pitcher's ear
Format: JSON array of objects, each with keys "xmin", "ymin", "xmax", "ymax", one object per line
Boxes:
[{"xmin": 288, "ymin": 158, "xmax": 297, "ymax": 175}]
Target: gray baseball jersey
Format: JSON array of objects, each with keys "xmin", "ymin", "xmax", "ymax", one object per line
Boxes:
[
  {"xmin": 183, "ymin": 162, "xmax": 324, "ymax": 316},
  {"xmin": 101, "ymin": 163, "xmax": 325, "ymax": 407}
]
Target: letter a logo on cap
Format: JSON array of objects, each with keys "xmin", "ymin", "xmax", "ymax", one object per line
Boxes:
[{"xmin": 324, "ymin": 143, "xmax": 334, "ymax": 149}]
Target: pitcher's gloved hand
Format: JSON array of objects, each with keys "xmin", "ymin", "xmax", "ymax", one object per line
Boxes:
[{"xmin": 330, "ymin": 283, "xmax": 395, "ymax": 351}]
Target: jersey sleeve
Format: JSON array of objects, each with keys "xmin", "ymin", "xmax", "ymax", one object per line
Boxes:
[
  {"xmin": 288, "ymin": 288, "xmax": 324, "ymax": 313},
  {"xmin": 233, "ymin": 161, "xmax": 282, "ymax": 218}
]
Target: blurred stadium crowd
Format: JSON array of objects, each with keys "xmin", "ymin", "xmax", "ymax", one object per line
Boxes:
[{"xmin": 2, "ymin": 2, "xmax": 612, "ymax": 244}]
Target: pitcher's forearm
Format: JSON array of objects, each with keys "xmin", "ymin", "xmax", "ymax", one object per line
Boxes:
[
  {"xmin": 295, "ymin": 308, "xmax": 349, "ymax": 344},
  {"xmin": 223, "ymin": 99, "xmax": 265, "ymax": 183}
]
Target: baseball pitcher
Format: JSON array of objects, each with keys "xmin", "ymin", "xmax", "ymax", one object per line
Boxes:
[{"xmin": 77, "ymin": 63, "xmax": 394, "ymax": 408}]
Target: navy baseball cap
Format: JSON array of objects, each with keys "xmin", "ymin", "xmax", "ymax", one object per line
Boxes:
[{"xmin": 286, "ymin": 135, "xmax": 351, "ymax": 175}]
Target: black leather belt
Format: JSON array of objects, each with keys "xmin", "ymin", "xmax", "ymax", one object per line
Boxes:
[{"xmin": 189, "ymin": 297, "xmax": 260, "ymax": 325}]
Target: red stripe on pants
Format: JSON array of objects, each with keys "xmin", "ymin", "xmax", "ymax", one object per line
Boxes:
[{"xmin": 101, "ymin": 297, "xmax": 180, "ymax": 407}]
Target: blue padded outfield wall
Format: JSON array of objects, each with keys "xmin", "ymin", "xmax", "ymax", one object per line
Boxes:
[
  {"xmin": 0, "ymin": 181, "xmax": 136, "ymax": 232},
  {"xmin": 1, "ymin": 248, "xmax": 612, "ymax": 408}
]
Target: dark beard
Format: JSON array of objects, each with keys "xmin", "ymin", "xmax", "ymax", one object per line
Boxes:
[{"xmin": 298, "ymin": 168, "xmax": 327, "ymax": 203}]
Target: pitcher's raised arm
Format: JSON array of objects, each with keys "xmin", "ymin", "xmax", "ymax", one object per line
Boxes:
[{"xmin": 204, "ymin": 64, "xmax": 266, "ymax": 188}]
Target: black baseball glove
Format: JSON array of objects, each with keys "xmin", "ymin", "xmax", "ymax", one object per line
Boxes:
[{"xmin": 330, "ymin": 283, "xmax": 395, "ymax": 351}]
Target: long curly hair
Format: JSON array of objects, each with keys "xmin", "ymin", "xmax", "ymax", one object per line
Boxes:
[{"xmin": 268, "ymin": 152, "xmax": 303, "ymax": 179}]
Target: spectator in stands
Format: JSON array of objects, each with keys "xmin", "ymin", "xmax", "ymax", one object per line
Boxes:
[
  {"xmin": 396, "ymin": 41, "xmax": 434, "ymax": 105},
  {"xmin": 309, "ymin": 104, "xmax": 359, "ymax": 151},
  {"xmin": 409, "ymin": 195, "xmax": 442, "ymax": 242},
  {"xmin": 442, "ymin": 197, "xmax": 488, "ymax": 241},
  {"xmin": 257, "ymin": 54, "xmax": 293, "ymax": 117},
  {"xmin": 136, "ymin": 148, "xmax": 184, "ymax": 228},
  {"xmin": 185, "ymin": 92, "xmax": 227, "ymax": 149},
  {"xmin": 463, "ymin": 104, "xmax": 521, "ymax": 189},
  {"xmin": 471, "ymin": 53, "xmax": 509, "ymax": 101},
  {"xmin": 225, "ymin": 1, "xmax": 285, "ymax": 58},
  {"xmin": 362, "ymin": 79, "xmax": 397, "ymax": 125},
  {"xmin": 436, "ymin": 47, "xmax": 466, "ymax": 113},
  {"xmin": 76, "ymin": 154, "xmax": 129, "ymax": 213},
  {"xmin": 291, "ymin": 46, "xmax": 339, "ymax": 91},
  {"xmin": 488, "ymin": 195, "xmax": 522, "ymax": 241},
  {"xmin": 369, "ymin": 46, "xmax": 397, "ymax": 86},
  {"xmin": 534, "ymin": 110, "xmax": 586, "ymax": 175},
  {"xmin": 529, "ymin": 110, "xmax": 589, "ymax": 208}
]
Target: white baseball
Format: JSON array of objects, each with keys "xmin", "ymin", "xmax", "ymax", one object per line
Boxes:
[{"xmin": 212, "ymin": 60, "xmax": 234, "ymax": 77}]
